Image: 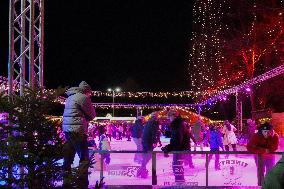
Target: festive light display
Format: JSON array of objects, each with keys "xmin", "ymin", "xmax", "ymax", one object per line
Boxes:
[
  {"xmin": 189, "ymin": 0, "xmax": 229, "ymax": 91},
  {"xmin": 0, "ymin": 76, "xmax": 19, "ymax": 93},
  {"xmin": 3, "ymin": 61, "xmax": 283, "ymax": 112},
  {"xmin": 92, "ymin": 91, "xmax": 197, "ymax": 98},
  {"xmin": 224, "ymin": 1, "xmax": 284, "ymax": 85},
  {"xmin": 189, "ymin": 0, "xmax": 284, "ymax": 97},
  {"xmin": 1, "ymin": 0, "xmax": 283, "ymax": 132},
  {"xmin": 0, "ymin": 76, "xmax": 210, "ymax": 98},
  {"xmin": 93, "ymin": 103, "xmax": 196, "ymax": 110},
  {"xmin": 56, "ymin": 96, "xmax": 197, "ymax": 110},
  {"xmin": 143, "ymin": 107, "xmax": 213, "ymax": 124},
  {"xmin": 200, "ymin": 64, "xmax": 284, "ymax": 105},
  {"xmin": 45, "ymin": 108, "xmax": 215, "ymax": 125}
]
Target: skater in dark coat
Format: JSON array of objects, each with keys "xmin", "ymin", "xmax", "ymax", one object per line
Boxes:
[
  {"xmin": 137, "ymin": 112, "xmax": 160, "ymax": 178},
  {"xmin": 162, "ymin": 109, "xmax": 196, "ymax": 183},
  {"xmin": 132, "ymin": 116, "xmax": 144, "ymax": 163}
]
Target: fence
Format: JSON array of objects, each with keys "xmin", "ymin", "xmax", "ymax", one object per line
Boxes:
[{"xmin": 89, "ymin": 150, "xmax": 283, "ymax": 187}]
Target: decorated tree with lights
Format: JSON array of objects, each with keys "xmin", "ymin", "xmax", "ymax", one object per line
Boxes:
[
  {"xmin": 189, "ymin": 0, "xmax": 230, "ymax": 95},
  {"xmin": 189, "ymin": 0, "xmax": 284, "ymax": 111},
  {"xmin": 0, "ymin": 88, "xmax": 65, "ymax": 188},
  {"xmin": 222, "ymin": 0, "xmax": 284, "ymax": 111}
]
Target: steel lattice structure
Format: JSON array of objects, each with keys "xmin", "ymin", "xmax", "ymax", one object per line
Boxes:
[
  {"xmin": 200, "ymin": 64, "xmax": 284, "ymax": 131},
  {"xmin": 8, "ymin": 0, "xmax": 44, "ymax": 96}
]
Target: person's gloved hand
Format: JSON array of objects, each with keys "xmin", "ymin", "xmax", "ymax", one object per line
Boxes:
[
  {"xmin": 161, "ymin": 146, "xmax": 169, "ymax": 157},
  {"xmin": 163, "ymin": 152, "xmax": 169, "ymax": 157},
  {"xmin": 95, "ymin": 177, "xmax": 105, "ymax": 189}
]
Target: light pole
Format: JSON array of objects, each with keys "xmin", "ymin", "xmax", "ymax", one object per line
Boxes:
[{"xmin": 107, "ymin": 87, "xmax": 121, "ymax": 117}]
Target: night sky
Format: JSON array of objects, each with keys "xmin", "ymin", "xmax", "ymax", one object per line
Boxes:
[{"xmin": 0, "ymin": 1, "xmax": 194, "ymax": 92}]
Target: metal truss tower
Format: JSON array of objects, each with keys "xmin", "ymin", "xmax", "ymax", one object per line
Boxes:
[{"xmin": 8, "ymin": 0, "xmax": 44, "ymax": 96}]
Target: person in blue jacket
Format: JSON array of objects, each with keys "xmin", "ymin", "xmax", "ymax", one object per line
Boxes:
[{"xmin": 207, "ymin": 124, "xmax": 224, "ymax": 170}]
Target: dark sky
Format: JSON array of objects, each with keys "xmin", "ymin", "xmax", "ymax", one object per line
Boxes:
[{"xmin": 0, "ymin": 1, "xmax": 194, "ymax": 91}]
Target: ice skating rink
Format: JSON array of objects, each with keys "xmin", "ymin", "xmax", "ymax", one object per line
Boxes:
[{"xmin": 69, "ymin": 136, "xmax": 284, "ymax": 188}]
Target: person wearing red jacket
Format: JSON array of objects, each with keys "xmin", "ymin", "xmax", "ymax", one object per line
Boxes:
[{"xmin": 247, "ymin": 122, "xmax": 279, "ymax": 175}]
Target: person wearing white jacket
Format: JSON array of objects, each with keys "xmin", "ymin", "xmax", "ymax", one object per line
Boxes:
[
  {"xmin": 98, "ymin": 125, "xmax": 111, "ymax": 165},
  {"xmin": 222, "ymin": 120, "xmax": 237, "ymax": 157},
  {"xmin": 62, "ymin": 81, "xmax": 96, "ymax": 188}
]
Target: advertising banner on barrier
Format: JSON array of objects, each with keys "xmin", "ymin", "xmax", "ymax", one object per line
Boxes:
[{"xmin": 108, "ymin": 165, "xmax": 140, "ymax": 178}]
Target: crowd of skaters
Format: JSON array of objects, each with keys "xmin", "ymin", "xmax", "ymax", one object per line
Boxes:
[
  {"xmin": 85, "ymin": 112, "xmax": 281, "ymax": 188},
  {"xmin": 86, "ymin": 116, "xmax": 239, "ymax": 151},
  {"xmin": 62, "ymin": 111, "xmax": 280, "ymax": 186},
  {"xmin": 61, "ymin": 81, "xmax": 282, "ymax": 188},
  {"xmin": 88, "ymin": 121, "xmax": 133, "ymax": 142},
  {"xmin": 83, "ymin": 111, "xmax": 278, "ymax": 175}
]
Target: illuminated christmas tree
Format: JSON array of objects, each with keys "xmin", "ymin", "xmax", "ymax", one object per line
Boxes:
[
  {"xmin": 189, "ymin": 0, "xmax": 284, "ymax": 107},
  {"xmin": 223, "ymin": 0, "xmax": 284, "ymax": 81},
  {"xmin": 222, "ymin": 0, "xmax": 284, "ymax": 110},
  {"xmin": 189, "ymin": 0, "xmax": 230, "ymax": 97}
]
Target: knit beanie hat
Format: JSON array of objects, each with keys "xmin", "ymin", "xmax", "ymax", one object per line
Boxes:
[{"xmin": 79, "ymin": 81, "xmax": 92, "ymax": 94}]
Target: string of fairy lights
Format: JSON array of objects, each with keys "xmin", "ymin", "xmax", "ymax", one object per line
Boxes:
[
  {"xmin": 189, "ymin": 0, "xmax": 284, "ymax": 95},
  {"xmin": 54, "ymin": 64, "xmax": 284, "ymax": 112},
  {"xmin": 240, "ymin": 2, "xmax": 284, "ymax": 80},
  {"xmin": 2, "ymin": 61, "xmax": 284, "ymax": 111},
  {"xmin": 0, "ymin": 76, "xmax": 211, "ymax": 98},
  {"xmin": 91, "ymin": 91, "xmax": 196, "ymax": 98},
  {"xmin": 1, "ymin": 1, "xmax": 284, "ymax": 112},
  {"xmin": 93, "ymin": 103, "xmax": 197, "ymax": 111},
  {"xmin": 189, "ymin": 0, "xmax": 229, "ymax": 92},
  {"xmin": 200, "ymin": 64, "xmax": 284, "ymax": 106}
]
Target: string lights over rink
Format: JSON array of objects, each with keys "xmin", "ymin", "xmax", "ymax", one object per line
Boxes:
[
  {"xmin": 200, "ymin": 64, "xmax": 284, "ymax": 106},
  {"xmin": 93, "ymin": 90, "xmax": 198, "ymax": 98},
  {"xmin": 1, "ymin": 64, "xmax": 284, "ymax": 110},
  {"xmin": 93, "ymin": 103, "xmax": 196, "ymax": 110},
  {"xmin": 0, "ymin": 77, "xmax": 202, "ymax": 98},
  {"xmin": 55, "ymin": 96, "xmax": 197, "ymax": 110}
]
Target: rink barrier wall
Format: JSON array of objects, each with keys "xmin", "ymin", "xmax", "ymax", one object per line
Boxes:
[{"xmin": 91, "ymin": 150, "xmax": 284, "ymax": 187}]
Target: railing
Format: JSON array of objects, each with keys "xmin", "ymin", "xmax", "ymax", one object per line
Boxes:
[{"xmin": 90, "ymin": 150, "xmax": 283, "ymax": 187}]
